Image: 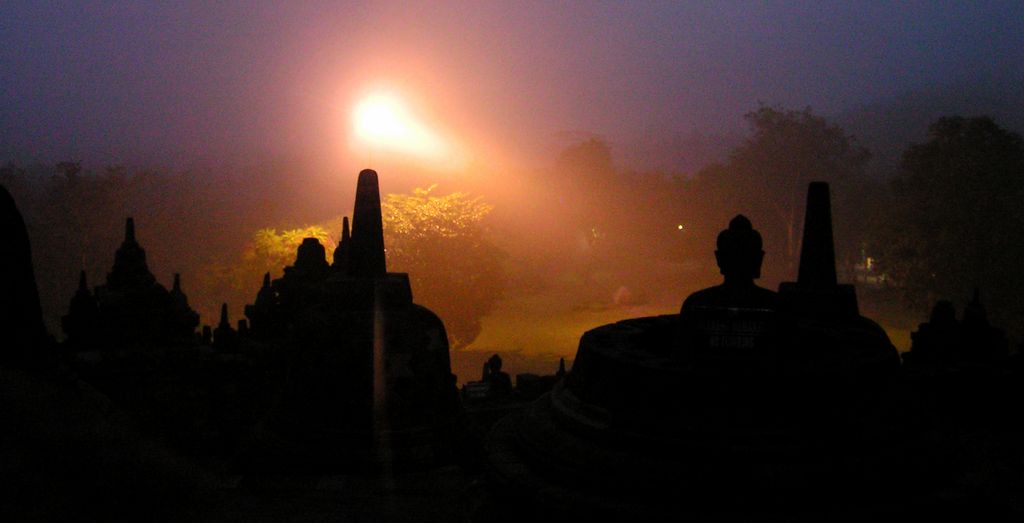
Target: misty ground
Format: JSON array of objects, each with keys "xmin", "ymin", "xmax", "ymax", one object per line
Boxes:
[{"xmin": 452, "ymin": 247, "xmax": 918, "ymax": 385}]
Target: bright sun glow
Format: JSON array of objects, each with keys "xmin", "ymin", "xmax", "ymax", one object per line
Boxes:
[{"xmin": 352, "ymin": 92, "xmax": 452, "ymax": 162}]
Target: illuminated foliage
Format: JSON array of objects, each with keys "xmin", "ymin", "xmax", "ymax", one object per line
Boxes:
[
  {"xmin": 199, "ymin": 224, "xmax": 336, "ymax": 316},
  {"xmin": 382, "ymin": 186, "xmax": 505, "ymax": 349},
  {"xmin": 382, "ymin": 185, "xmax": 491, "ymax": 239},
  {"xmin": 214, "ymin": 187, "xmax": 504, "ymax": 349},
  {"xmin": 249, "ymin": 226, "xmax": 333, "ymax": 274}
]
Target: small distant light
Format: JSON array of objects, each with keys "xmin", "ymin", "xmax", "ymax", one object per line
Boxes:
[{"xmin": 677, "ymin": 224, "xmax": 684, "ymax": 230}]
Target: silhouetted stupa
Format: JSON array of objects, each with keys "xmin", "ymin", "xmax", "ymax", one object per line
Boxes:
[
  {"xmin": 243, "ymin": 272, "xmax": 277, "ymax": 336},
  {"xmin": 904, "ymin": 290, "xmax": 1009, "ymax": 368},
  {"xmin": 62, "ymin": 271, "xmax": 100, "ymax": 352},
  {"xmin": 244, "ymin": 169, "xmax": 459, "ymax": 472},
  {"xmin": 62, "ymin": 218, "xmax": 199, "ymax": 349},
  {"xmin": 213, "ymin": 303, "xmax": 238, "ymax": 351},
  {"xmin": 168, "ymin": 273, "xmax": 200, "ymax": 342},
  {"xmin": 332, "ymin": 216, "xmax": 352, "ymax": 272},
  {"xmin": 778, "ymin": 181, "xmax": 858, "ymax": 317}
]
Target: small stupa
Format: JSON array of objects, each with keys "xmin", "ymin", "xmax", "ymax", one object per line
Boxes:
[
  {"xmin": 243, "ymin": 272, "xmax": 276, "ymax": 336},
  {"xmin": 62, "ymin": 271, "xmax": 101, "ymax": 351},
  {"xmin": 212, "ymin": 303, "xmax": 238, "ymax": 351}
]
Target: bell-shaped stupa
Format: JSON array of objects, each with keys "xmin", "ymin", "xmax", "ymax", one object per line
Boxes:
[
  {"xmin": 481, "ymin": 182, "xmax": 903, "ymax": 521},
  {"xmin": 244, "ymin": 169, "xmax": 459, "ymax": 472}
]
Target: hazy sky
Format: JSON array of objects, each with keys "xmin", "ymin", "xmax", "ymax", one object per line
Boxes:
[{"xmin": 2, "ymin": 1, "xmax": 1022, "ymax": 172}]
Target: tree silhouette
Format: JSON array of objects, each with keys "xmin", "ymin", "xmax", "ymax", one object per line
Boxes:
[
  {"xmin": 696, "ymin": 106, "xmax": 870, "ymax": 279},
  {"xmin": 874, "ymin": 116, "xmax": 1024, "ymax": 336},
  {"xmin": 382, "ymin": 186, "xmax": 505, "ymax": 349}
]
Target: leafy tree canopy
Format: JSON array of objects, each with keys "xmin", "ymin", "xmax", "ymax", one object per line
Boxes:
[
  {"xmin": 695, "ymin": 106, "xmax": 871, "ymax": 280},
  {"xmin": 212, "ymin": 187, "xmax": 504, "ymax": 349},
  {"xmin": 874, "ymin": 116, "xmax": 1024, "ymax": 335},
  {"xmin": 251, "ymin": 226, "xmax": 332, "ymax": 275},
  {"xmin": 383, "ymin": 186, "xmax": 505, "ymax": 349}
]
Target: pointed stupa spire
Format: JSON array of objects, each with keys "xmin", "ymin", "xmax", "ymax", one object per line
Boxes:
[
  {"xmin": 107, "ymin": 216, "xmax": 154, "ymax": 289},
  {"xmin": 219, "ymin": 303, "xmax": 230, "ymax": 328},
  {"xmin": 213, "ymin": 302, "xmax": 237, "ymax": 350},
  {"xmin": 64, "ymin": 268, "xmax": 99, "ymax": 345},
  {"xmin": 796, "ymin": 182, "xmax": 837, "ymax": 287},
  {"xmin": 779, "ymin": 181, "xmax": 858, "ymax": 318},
  {"xmin": 125, "ymin": 217, "xmax": 136, "ymax": 243},
  {"xmin": 69, "ymin": 269, "xmax": 95, "ymax": 305},
  {"xmin": 254, "ymin": 272, "xmax": 274, "ymax": 304},
  {"xmin": 333, "ymin": 216, "xmax": 352, "ymax": 269},
  {"xmin": 169, "ymin": 272, "xmax": 195, "ymax": 318},
  {"xmin": 349, "ymin": 169, "xmax": 387, "ymax": 277}
]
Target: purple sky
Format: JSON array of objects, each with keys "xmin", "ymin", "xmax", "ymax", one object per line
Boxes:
[{"xmin": 2, "ymin": 1, "xmax": 1022, "ymax": 172}]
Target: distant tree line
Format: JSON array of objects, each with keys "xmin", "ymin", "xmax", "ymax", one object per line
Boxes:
[
  {"xmin": 551, "ymin": 108, "xmax": 1023, "ymax": 341},
  {"xmin": 4, "ymin": 107, "xmax": 1022, "ymax": 346},
  {"xmin": 871, "ymin": 116, "xmax": 1024, "ymax": 337}
]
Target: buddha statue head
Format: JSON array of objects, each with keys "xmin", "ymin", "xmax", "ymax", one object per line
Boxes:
[{"xmin": 715, "ymin": 214, "xmax": 764, "ymax": 284}]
